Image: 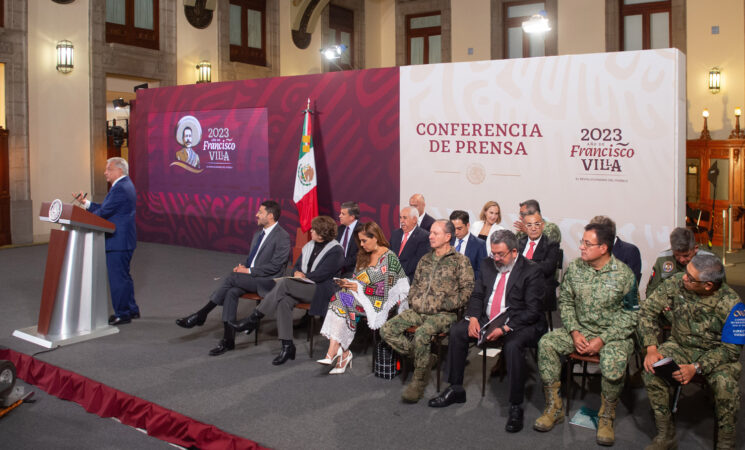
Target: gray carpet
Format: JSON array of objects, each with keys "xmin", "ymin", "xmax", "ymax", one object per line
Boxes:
[{"xmin": 1, "ymin": 242, "xmax": 744, "ymax": 449}]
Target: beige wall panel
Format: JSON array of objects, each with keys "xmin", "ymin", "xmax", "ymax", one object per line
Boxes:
[
  {"xmin": 280, "ymin": 1, "xmax": 323, "ymax": 75},
  {"xmin": 558, "ymin": 0, "xmax": 605, "ymax": 55},
  {"xmin": 177, "ymin": 4, "xmax": 219, "ymax": 84},
  {"xmin": 451, "ymin": 0, "xmax": 491, "ymax": 62}
]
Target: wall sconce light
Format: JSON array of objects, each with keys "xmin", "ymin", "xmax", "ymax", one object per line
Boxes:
[
  {"xmin": 522, "ymin": 10, "xmax": 551, "ymax": 34},
  {"xmin": 320, "ymin": 44, "xmax": 347, "ymax": 61},
  {"xmin": 709, "ymin": 67, "xmax": 721, "ymax": 94},
  {"xmin": 196, "ymin": 61, "xmax": 211, "ymax": 83},
  {"xmin": 56, "ymin": 40, "xmax": 74, "ymax": 74},
  {"xmin": 112, "ymin": 98, "xmax": 130, "ymax": 110},
  {"xmin": 700, "ymin": 109, "xmax": 711, "ymax": 140},
  {"xmin": 730, "ymin": 107, "xmax": 745, "ymax": 139}
]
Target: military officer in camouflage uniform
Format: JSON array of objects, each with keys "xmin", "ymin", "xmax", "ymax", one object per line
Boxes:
[
  {"xmin": 640, "ymin": 254, "xmax": 742, "ymax": 450},
  {"xmin": 513, "ymin": 199, "xmax": 562, "ymax": 244},
  {"xmin": 381, "ymin": 219, "xmax": 474, "ymax": 403},
  {"xmin": 646, "ymin": 227, "xmax": 716, "ymax": 297},
  {"xmin": 534, "ymin": 222, "xmax": 639, "ymax": 446}
]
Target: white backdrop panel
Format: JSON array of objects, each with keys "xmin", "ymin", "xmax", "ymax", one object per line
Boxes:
[{"xmin": 400, "ymin": 49, "xmax": 686, "ymax": 295}]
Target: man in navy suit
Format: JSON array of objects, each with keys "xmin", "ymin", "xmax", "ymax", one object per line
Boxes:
[
  {"xmin": 518, "ymin": 210, "xmax": 562, "ymax": 320},
  {"xmin": 176, "ymin": 200, "xmax": 291, "ymax": 356},
  {"xmin": 590, "ymin": 216, "xmax": 642, "ymax": 284},
  {"xmin": 389, "ymin": 206, "xmax": 430, "ymax": 281},
  {"xmin": 77, "ymin": 157, "xmax": 138, "ymax": 326},
  {"xmin": 409, "ymin": 193, "xmax": 435, "ymax": 231},
  {"xmin": 449, "ymin": 210, "xmax": 487, "ymax": 279},
  {"xmin": 336, "ymin": 201, "xmax": 361, "ymax": 277},
  {"xmin": 429, "ymin": 230, "xmax": 547, "ymax": 433}
]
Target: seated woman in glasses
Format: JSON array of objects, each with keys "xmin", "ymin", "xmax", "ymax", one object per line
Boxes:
[{"xmin": 318, "ymin": 221, "xmax": 410, "ymax": 374}]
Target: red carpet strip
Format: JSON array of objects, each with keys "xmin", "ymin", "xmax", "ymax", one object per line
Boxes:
[{"xmin": 0, "ymin": 348, "xmax": 266, "ymax": 450}]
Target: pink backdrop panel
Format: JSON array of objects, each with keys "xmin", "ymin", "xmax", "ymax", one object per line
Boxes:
[{"xmin": 130, "ymin": 68, "xmax": 400, "ymax": 254}]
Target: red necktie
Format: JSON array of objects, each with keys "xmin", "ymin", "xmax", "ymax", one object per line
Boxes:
[
  {"xmin": 489, "ymin": 271, "xmax": 509, "ymax": 319},
  {"xmin": 526, "ymin": 241, "xmax": 536, "ymax": 260},
  {"xmin": 399, "ymin": 231, "xmax": 409, "ymax": 256}
]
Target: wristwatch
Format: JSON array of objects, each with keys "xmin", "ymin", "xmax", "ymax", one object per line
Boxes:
[
  {"xmin": 501, "ymin": 325, "xmax": 510, "ymax": 335},
  {"xmin": 693, "ymin": 362, "xmax": 702, "ymax": 375}
]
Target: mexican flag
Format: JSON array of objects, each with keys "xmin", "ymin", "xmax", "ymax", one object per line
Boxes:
[{"xmin": 293, "ymin": 99, "xmax": 318, "ymax": 232}]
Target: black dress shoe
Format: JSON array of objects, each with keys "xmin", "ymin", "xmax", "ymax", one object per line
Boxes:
[
  {"xmin": 228, "ymin": 315, "xmax": 260, "ymax": 334},
  {"xmin": 131, "ymin": 312, "xmax": 140, "ymax": 319},
  {"xmin": 272, "ymin": 342, "xmax": 296, "ymax": 365},
  {"xmin": 109, "ymin": 316, "xmax": 132, "ymax": 326},
  {"xmin": 176, "ymin": 313, "xmax": 205, "ymax": 329},
  {"xmin": 208, "ymin": 340, "xmax": 235, "ymax": 356},
  {"xmin": 505, "ymin": 404, "xmax": 524, "ymax": 433},
  {"xmin": 428, "ymin": 386, "xmax": 466, "ymax": 408}
]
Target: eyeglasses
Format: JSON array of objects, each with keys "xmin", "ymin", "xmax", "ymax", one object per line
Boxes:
[
  {"xmin": 579, "ymin": 240, "xmax": 602, "ymax": 248},
  {"xmin": 493, "ymin": 251, "xmax": 511, "ymax": 260},
  {"xmin": 525, "ymin": 222, "xmax": 543, "ymax": 229},
  {"xmin": 684, "ymin": 270, "xmax": 706, "ymax": 284}
]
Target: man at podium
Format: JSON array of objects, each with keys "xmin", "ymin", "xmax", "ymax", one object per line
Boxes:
[{"xmin": 76, "ymin": 157, "xmax": 139, "ymax": 325}]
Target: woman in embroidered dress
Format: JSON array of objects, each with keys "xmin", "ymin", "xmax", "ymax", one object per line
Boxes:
[{"xmin": 319, "ymin": 221, "xmax": 410, "ymax": 374}]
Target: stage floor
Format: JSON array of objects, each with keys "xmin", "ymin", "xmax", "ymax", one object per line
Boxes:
[{"xmin": 1, "ymin": 242, "xmax": 744, "ymax": 449}]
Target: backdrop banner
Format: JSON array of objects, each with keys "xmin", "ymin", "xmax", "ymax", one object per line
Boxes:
[{"xmin": 400, "ymin": 49, "xmax": 686, "ymax": 294}]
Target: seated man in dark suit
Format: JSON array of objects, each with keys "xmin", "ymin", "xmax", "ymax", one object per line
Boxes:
[
  {"xmin": 449, "ymin": 209, "xmax": 487, "ymax": 279},
  {"xmin": 229, "ymin": 215, "xmax": 344, "ymax": 365},
  {"xmin": 175, "ymin": 200, "xmax": 291, "ymax": 356},
  {"xmin": 518, "ymin": 210, "xmax": 561, "ymax": 318},
  {"xmin": 390, "ymin": 206, "xmax": 431, "ymax": 282},
  {"xmin": 590, "ymin": 215, "xmax": 642, "ymax": 284},
  {"xmin": 409, "ymin": 193, "xmax": 435, "ymax": 231},
  {"xmin": 337, "ymin": 201, "xmax": 361, "ymax": 278},
  {"xmin": 429, "ymin": 230, "xmax": 547, "ymax": 434}
]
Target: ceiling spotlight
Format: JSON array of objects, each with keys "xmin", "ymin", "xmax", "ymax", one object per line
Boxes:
[
  {"xmin": 112, "ymin": 98, "xmax": 130, "ymax": 110},
  {"xmin": 522, "ymin": 11, "xmax": 551, "ymax": 34},
  {"xmin": 320, "ymin": 44, "xmax": 347, "ymax": 61}
]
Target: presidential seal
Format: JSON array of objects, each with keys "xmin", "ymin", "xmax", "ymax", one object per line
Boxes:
[
  {"xmin": 49, "ymin": 199, "xmax": 63, "ymax": 223},
  {"xmin": 466, "ymin": 163, "xmax": 486, "ymax": 185}
]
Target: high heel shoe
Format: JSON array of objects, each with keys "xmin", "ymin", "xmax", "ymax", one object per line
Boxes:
[
  {"xmin": 316, "ymin": 346, "xmax": 343, "ymax": 365},
  {"xmin": 329, "ymin": 351, "xmax": 353, "ymax": 374}
]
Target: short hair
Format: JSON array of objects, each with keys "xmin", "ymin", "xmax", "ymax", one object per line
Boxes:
[
  {"xmin": 260, "ymin": 200, "xmax": 281, "ymax": 221},
  {"xmin": 107, "ymin": 157, "xmax": 129, "ymax": 176},
  {"xmin": 490, "ymin": 229, "xmax": 518, "ymax": 251},
  {"xmin": 690, "ymin": 253, "xmax": 725, "ymax": 286},
  {"xmin": 402, "ymin": 206, "xmax": 419, "ymax": 220},
  {"xmin": 589, "ymin": 215, "xmax": 616, "ymax": 236},
  {"xmin": 311, "ymin": 216, "xmax": 337, "ymax": 242},
  {"xmin": 340, "ymin": 201, "xmax": 360, "ymax": 219},
  {"xmin": 479, "ymin": 201, "xmax": 502, "ymax": 224},
  {"xmin": 584, "ymin": 222, "xmax": 614, "ymax": 253},
  {"xmin": 670, "ymin": 227, "xmax": 695, "ymax": 252},
  {"xmin": 355, "ymin": 221, "xmax": 390, "ymax": 270},
  {"xmin": 519, "ymin": 199, "xmax": 541, "ymax": 214},
  {"xmin": 434, "ymin": 219, "xmax": 455, "ymax": 239},
  {"xmin": 449, "ymin": 210, "xmax": 470, "ymax": 225}
]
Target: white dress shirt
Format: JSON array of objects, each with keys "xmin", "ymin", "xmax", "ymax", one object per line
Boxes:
[
  {"xmin": 522, "ymin": 235, "xmax": 542, "ymax": 257},
  {"xmin": 486, "ymin": 270, "xmax": 511, "ymax": 318},
  {"xmin": 250, "ymin": 222, "xmax": 278, "ymax": 268}
]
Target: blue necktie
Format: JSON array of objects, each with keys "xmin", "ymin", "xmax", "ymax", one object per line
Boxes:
[
  {"xmin": 456, "ymin": 239, "xmax": 463, "ymax": 252},
  {"xmin": 246, "ymin": 230, "xmax": 265, "ymax": 267}
]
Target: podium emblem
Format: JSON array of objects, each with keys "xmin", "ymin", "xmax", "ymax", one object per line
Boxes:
[{"xmin": 48, "ymin": 199, "xmax": 63, "ymax": 223}]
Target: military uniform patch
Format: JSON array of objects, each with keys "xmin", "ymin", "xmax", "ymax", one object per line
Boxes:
[{"xmin": 662, "ymin": 261, "xmax": 674, "ymax": 273}]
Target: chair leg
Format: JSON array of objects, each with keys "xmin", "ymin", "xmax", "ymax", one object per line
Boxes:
[
  {"xmin": 566, "ymin": 359, "xmax": 573, "ymax": 416},
  {"xmin": 254, "ymin": 322, "xmax": 259, "ymax": 346},
  {"xmin": 482, "ymin": 347, "xmax": 487, "ymax": 397},
  {"xmin": 435, "ymin": 339, "xmax": 441, "ymax": 393},
  {"xmin": 371, "ymin": 329, "xmax": 378, "ymax": 374},
  {"xmin": 307, "ymin": 316, "xmax": 315, "ymax": 358},
  {"xmin": 581, "ymin": 361, "xmax": 588, "ymax": 398}
]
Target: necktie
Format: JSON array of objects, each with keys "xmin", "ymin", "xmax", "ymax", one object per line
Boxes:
[
  {"xmin": 456, "ymin": 239, "xmax": 463, "ymax": 253},
  {"xmin": 246, "ymin": 230, "xmax": 265, "ymax": 267},
  {"xmin": 526, "ymin": 241, "xmax": 536, "ymax": 260},
  {"xmin": 399, "ymin": 231, "xmax": 409, "ymax": 256},
  {"xmin": 341, "ymin": 227, "xmax": 350, "ymax": 256},
  {"xmin": 489, "ymin": 271, "xmax": 509, "ymax": 319}
]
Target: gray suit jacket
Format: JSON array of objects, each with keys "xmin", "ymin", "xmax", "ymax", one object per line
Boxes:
[{"xmin": 245, "ymin": 224, "xmax": 292, "ymax": 295}]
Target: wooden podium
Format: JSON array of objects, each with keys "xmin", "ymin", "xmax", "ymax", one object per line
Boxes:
[{"xmin": 13, "ymin": 200, "xmax": 120, "ymax": 347}]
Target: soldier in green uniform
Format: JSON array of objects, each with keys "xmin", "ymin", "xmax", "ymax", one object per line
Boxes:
[
  {"xmin": 534, "ymin": 222, "xmax": 639, "ymax": 446},
  {"xmin": 640, "ymin": 254, "xmax": 743, "ymax": 450},
  {"xmin": 381, "ymin": 219, "xmax": 474, "ymax": 403},
  {"xmin": 513, "ymin": 199, "xmax": 562, "ymax": 244},
  {"xmin": 646, "ymin": 227, "xmax": 716, "ymax": 298}
]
